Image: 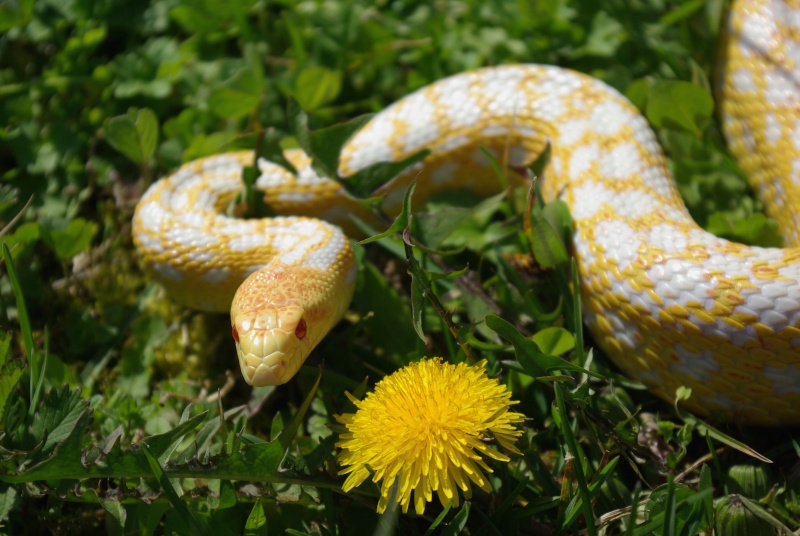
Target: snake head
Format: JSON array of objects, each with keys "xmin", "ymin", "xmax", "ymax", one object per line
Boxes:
[{"xmin": 232, "ymin": 304, "xmax": 313, "ymax": 386}]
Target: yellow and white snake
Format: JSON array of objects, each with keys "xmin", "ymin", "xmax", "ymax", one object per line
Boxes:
[{"xmin": 133, "ymin": 0, "xmax": 800, "ymax": 426}]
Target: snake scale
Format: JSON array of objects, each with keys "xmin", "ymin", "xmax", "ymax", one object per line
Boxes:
[{"xmin": 133, "ymin": 0, "xmax": 800, "ymax": 425}]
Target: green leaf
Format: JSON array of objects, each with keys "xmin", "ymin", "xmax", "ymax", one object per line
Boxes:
[
  {"xmin": 351, "ymin": 262, "xmax": 417, "ymax": 357},
  {"xmin": 105, "ymin": 108, "xmax": 160, "ymax": 165},
  {"xmin": 439, "ymin": 502, "xmax": 470, "ymax": 536},
  {"xmin": 49, "ymin": 218, "xmax": 98, "ymax": 260},
  {"xmin": 307, "ymin": 114, "xmax": 373, "ymax": 179},
  {"xmin": 142, "ymin": 409, "xmax": 209, "ymax": 463},
  {"xmin": 293, "ymin": 66, "xmax": 343, "ymax": 111},
  {"xmin": 0, "ymin": 484, "xmax": 20, "ymax": 522},
  {"xmin": 631, "ymin": 487, "xmax": 713, "ymax": 536},
  {"xmin": 142, "ymin": 444, "xmax": 209, "ymax": 535},
  {"xmin": 0, "ymin": 0, "xmax": 33, "ymax": 31},
  {"xmin": 29, "ymin": 386, "xmax": 89, "ymax": 458},
  {"xmin": 531, "ymin": 327, "xmax": 575, "ymax": 356},
  {"xmin": 646, "ymin": 81, "xmax": 714, "ymax": 135},
  {"xmin": 486, "ymin": 314, "xmax": 601, "ymax": 379},
  {"xmin": 562, "ymin": 457, "xmax": 620, "ymax": 528},
  {"xmin": 360, "ymin": 181, "xmax": 416, "ymax": 245},
  {"xmin": 0, "ymin": 332, "xmax": 24, "ymax": 430},
  {"xmin": 278, "ymin": 368, "xmax": 322, "ymax": 454},
  {"xmin": 344, "ymin": 150, "xmax": 429, "ymax": 198},
  {"xmin": 2, "ymin": 243, "xmax": 33, "ymax": 385},
  {"xmin": 98, "ymin": 496, "xmax": 127, "ymax": 534},
  {"xmin": 209, "ymin": 66, "xmax": 264, "ymax": 118},
  {"xmin": 675, "ymin": 398, "xmax": 771, "ymax": 463},
  {"xmin": 530, "ymin": 202, "xmax": 570, "ymax": 267},
  {"xmin": 244, "ymin": 500, "xmax": 268, "ymax": 535}
]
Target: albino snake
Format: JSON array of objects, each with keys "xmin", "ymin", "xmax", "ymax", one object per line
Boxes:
[{"xmin": 133, "ymin": 0, "xmax": 800, "ymax": 426}]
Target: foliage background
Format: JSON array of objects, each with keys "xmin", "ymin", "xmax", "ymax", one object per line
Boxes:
[{"xmin": 0, "ymin": 0, "xmax": 795, "ymax": 534}]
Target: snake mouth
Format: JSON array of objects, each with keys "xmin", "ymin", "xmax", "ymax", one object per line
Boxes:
[
  {"xmin": 232, "ymin": 305, "xmax": 310, "ymax": 386},
  {"xmin": 236, "ymin": 327, "xmax": 299, "ymax": 386}
]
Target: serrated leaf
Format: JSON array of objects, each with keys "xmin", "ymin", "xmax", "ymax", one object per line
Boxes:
[
  {"xmin": 209, "ymin": 66, "xmax": 264, "ymax": 118},
  {"xmin": 140, "ymin": 409, "xmax": 208, "ymax": 463},
  {"xmin": 408, "ymin": 252, "xmax": 428, "ymax": 342},
  {"xmin": 29, "ymin": 386, "xmax": 89, "ymax": 458},
  {"xmin": 293, "ymin": 66, "xmax": 342, "ymax": 111},
  {"xmin": 0, "ymin": 359, "xmax": 25, "ymax": 432},
  {"xmin": 360, "ymin": 181, "xmax": 415, "ymax": 245},
  {"xmin": 646, "ymin": 80, "xmax": 713, "ymax": 135},
  {"xmin": 49, "ymin": 218, "xmax": 98, "ymax": 260},
  {"xmin": 15, "ymin": 397, "xmax": 93, "ymax": 480},
  {"xmin": 142, "ymin": 445, "xmax": 208, "ymax": 535}
]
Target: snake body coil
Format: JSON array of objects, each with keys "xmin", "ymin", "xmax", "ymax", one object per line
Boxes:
[{"xmin": 133, "ymin": 0, "xmax": 800, "ymax": 425}]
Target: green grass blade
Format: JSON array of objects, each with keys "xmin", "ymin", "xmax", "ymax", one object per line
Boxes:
[{"xmin": 2, "ymin": 243, "xmax": 36, "ymax": 400}]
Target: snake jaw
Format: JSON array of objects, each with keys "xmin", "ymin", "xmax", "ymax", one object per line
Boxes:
[{"xmin": 233, "ymin": 305, "xmax": 312, "ymax": 386}]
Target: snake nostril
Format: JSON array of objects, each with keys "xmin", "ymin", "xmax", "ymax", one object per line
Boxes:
[
  {"xmin": 232, "ymin": 325, "xmax": 240, "ymax": 343},
  {"xmin": 295, "ymin": 319, "xmax": 307, "ymax": 340}
]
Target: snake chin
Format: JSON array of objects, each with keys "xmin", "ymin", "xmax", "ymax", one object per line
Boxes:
[{"xmin": 232, "ymin": 305, "xmax": 312, "ymax": 386}]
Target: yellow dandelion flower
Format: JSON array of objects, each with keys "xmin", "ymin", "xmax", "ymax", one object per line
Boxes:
[{"xmin": 335, "ymin": 358, "xmax": 525, "ymax": 515}]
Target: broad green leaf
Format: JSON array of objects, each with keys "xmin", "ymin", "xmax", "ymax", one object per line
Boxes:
[
  {"xmin": 182, "ymin": 131, "xmax": 239, "ymax": 161},
  {"xmin": 530, "ymin": 202, "xmax": 570, "ymax": 267},
  {"xmin": 486, "ymin": 314, "xmax": 601, "ymax": 379},
  {"xmin": 245, "ymin": 500, "xmax": 268, "ymax": 535},
  {"xmin": 646, "ymin": 81, "xmax": 714, "ymax": 136},
  {"xmin": 293, "ymin": 66, "xmax": 343, "ymax": 111},
  {"xmin": 0, "ymin": 484, "xmax": 20, "ymax": 522},
  {"xmin": 531, "ymin": 327, "xmax": 575, "ymax": 356},
  {"xmin": 707, "ymin": 212, "xmax": 781, "ymax": 247},
  {"xmin": 343, "ymin": 150, "xmax": 429, "ymax": 198},
  {"xmin": 0, "ymin": 0, "xmax": 33, "ymax": 31},
  {"xmin": 98, "ymin": 496, "xmax": 127, "ymax": 534},
  {"xmin": 49, "ymin": 218, "xmax": 98, "ymax": 260},
  {"xmin": 105, "ymin": 108, "xmax": 160, "ymax": 164},
  {"xmin": 352, "ymin": 262, "xmax": 417, "ymax": 357},
  {"xmin": 209, "ymin": 66, "xmax": 264, "ymax": 118},
  {"xmin": 625, "ymin": 78, "xmax": 650, "ymax": 111},
  {"xmin": 308, "ymin": 114, "xmax": 373, "ymax": 179}
]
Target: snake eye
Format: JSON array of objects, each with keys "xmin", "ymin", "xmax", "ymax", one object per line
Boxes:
[
  {"xmin": 295, "ymin": 319, "xmax": 307, "ymax": 340},
  {"xmin": 232, "ymin": 325, "xmax": 240, "ymax": 343}
]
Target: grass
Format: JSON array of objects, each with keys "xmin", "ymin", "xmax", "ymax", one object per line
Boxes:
[{"xmin": 0, "ymin": 0, "xmax": 798, "ymax": 534}]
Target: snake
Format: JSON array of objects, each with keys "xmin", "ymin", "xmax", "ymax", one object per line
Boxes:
[{"xmin": 132, "ymin": 0, "xmax": 800, "ymax": 426}]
